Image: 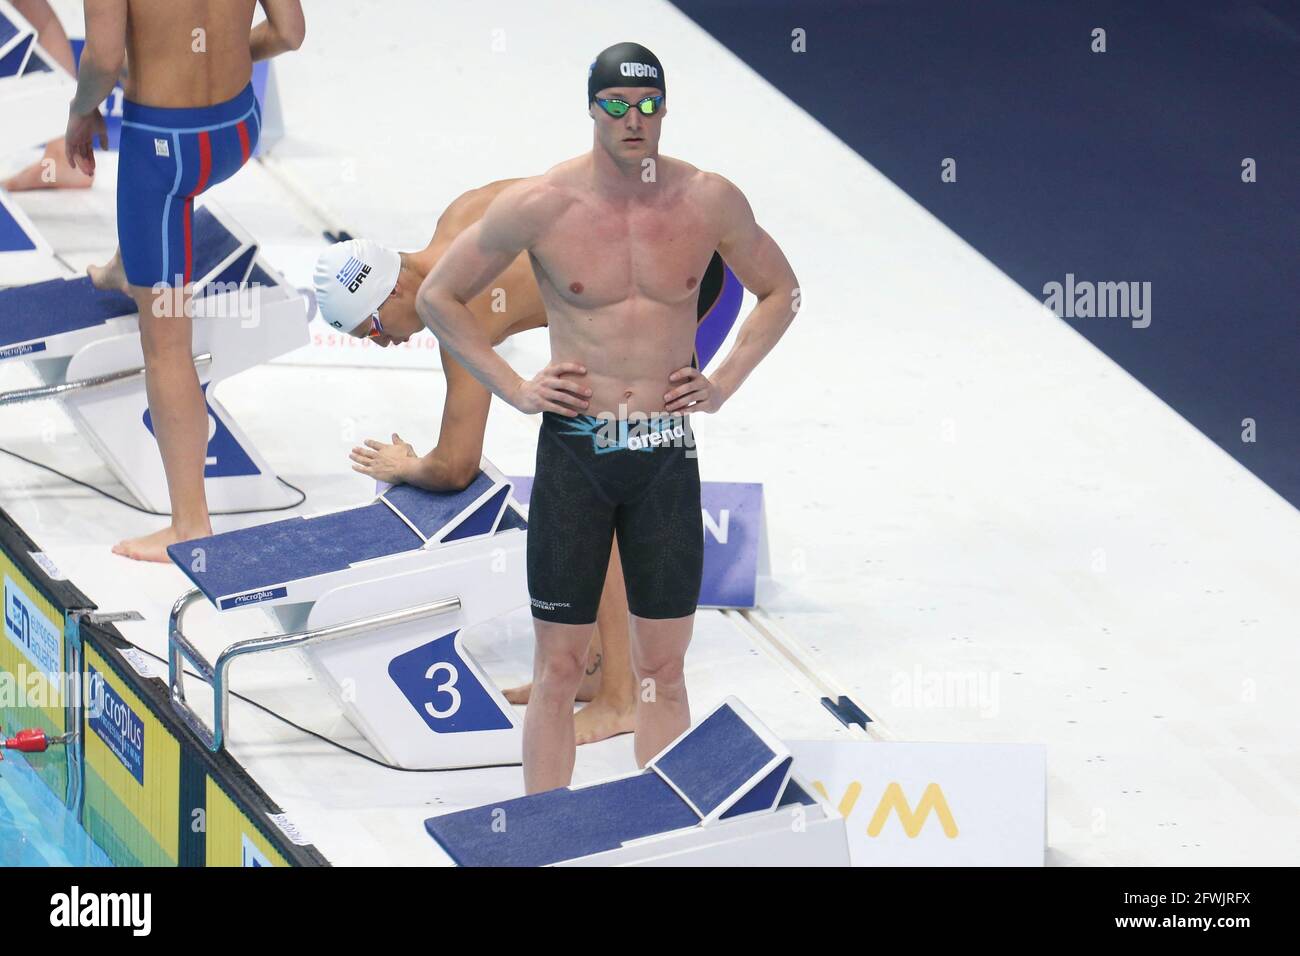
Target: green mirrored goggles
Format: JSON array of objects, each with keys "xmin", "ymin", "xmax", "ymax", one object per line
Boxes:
[{"xmin": 594, "ymin": 95, "xmax": 664, "ymax": 117}]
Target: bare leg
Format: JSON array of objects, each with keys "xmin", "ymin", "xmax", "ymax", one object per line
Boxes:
[
  {"xmin": 3, "ymin": 141, "xmax": 95, "ymax": 191},
  {"xmin": 629, "ymin": 612, "xmax": 695, "ymax": 767},
  {"xmin": 112, "ymin": 284, "xmax": 212, "ymax": 562},
  {"xmin": 3, "ymin": 0, "xmax": 93, "ymax": 193},
  {"xmin": 503, "ymin": 638, "xmax": 602, "ymax": 704},
  {"xmin": 522, "ymin": 620, "xmax": 596, "ymax": 793},
  {"xmin": 87, "ymin": 248, "xmax": 129, "ymax": 295},
  {"xmin": 574, "ymin": 538, "xmax": 637, "ymax": 745},
  {"xmin": 503, "ymin": 544, "xmax": 609, "ymax": 705}
]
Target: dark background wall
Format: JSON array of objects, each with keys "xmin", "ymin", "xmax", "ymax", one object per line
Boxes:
[{"xmin": 671, "ymin": 0, "xmax": 1299, "ymax": 507}]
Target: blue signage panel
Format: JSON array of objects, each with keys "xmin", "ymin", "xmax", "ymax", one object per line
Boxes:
[{"xmin": 87, "ymin": 665, "xmax": 145, "ymax": 786}]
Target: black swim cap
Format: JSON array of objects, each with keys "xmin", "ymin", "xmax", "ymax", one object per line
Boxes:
[{"xmin": 587, "ymin": 42, "xmax": 665, "ymax": 105}]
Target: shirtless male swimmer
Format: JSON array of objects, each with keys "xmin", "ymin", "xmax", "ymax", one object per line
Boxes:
[
  {"xmin": 312, "ymin": 174, "xmax": 741, "ymax": 746},
  {"xmin": 414, "ymin": 43, "xmax": 800, "ymax": 793},
  {"xmin": 66, "ymin": 0, "xmax": 305, "ymax": 562}
]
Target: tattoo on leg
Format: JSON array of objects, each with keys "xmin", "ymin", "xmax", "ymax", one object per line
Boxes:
[{"xmin": 585, "ymin": 653, "xmax": 603, "ymax": 676}]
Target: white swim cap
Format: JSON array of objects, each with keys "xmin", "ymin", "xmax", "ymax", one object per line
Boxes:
[{"xmin": 313, "ymin": 239, "xmax": 401, "ymax": 333}]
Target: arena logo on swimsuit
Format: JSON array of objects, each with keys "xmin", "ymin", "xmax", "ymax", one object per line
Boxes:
[
  {"xmin": 335, "ymin": 255, "xmax": 372, "ymax": 295},
  {"xmin": 626, "ymin": 423, "xmax": 685, "ymax": 451},
  {"xmin": 620, "ymin": 62, "xmax": 658, "ymax": 79}
]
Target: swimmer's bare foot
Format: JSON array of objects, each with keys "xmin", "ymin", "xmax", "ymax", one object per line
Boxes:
[
  {"xmin": 574, "ymin": 698, "xmax": 635, "ymax": 746},
  {"xmin": 502, "ymin": 681, "xmax": 531, "ymax": 705},
  {"xmin": 503, "ymin": 667, "xmax": 601, "ymax": 706},
  {"xmin": 87, "ymin": 249, "xmax": 129, "ymax": 295},
  {"xmin": 3, "ymin": 141, "xmax": 94, "ymax": 192},
  {"xmin": 112, "ymin": 524, "xmax": 210, "ymax": 563}
]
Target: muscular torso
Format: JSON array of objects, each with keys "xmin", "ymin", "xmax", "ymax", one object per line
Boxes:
[
  {"xmin": 124, "ymin": 0, "xmax": 257, "ymax": 107},
  {"xmin": 527, "ymin": 157, "xmax": 721, "ymax": 417}
]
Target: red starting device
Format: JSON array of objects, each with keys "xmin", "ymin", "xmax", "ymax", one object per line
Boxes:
[{"xmin": 0, "ymin": 728, "xmax": 73, "ymax": 759}]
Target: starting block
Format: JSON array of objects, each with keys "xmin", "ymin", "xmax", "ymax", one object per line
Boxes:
[
  {"xmin": 166, "ymin": 461, "xmax": 527, "ymax": 769},
  {"xmin": 426, "ymin": 697, "xmax": 850, "ymax": 866},
  {"xmin": 0, "ymin": 0, "xmax": 76, "ymax": 155},
  {"xmin": 0, "ymin": 204, "xmax": 308, "ymax": 512},
  {"xmin": 0, "ymin": 187, "xmax": 62, "ymax": 285}
]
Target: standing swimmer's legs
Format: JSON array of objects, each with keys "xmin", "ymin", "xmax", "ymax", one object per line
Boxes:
[
  {"xmin": 112, "ymin": 283, "xmax": 212, "ymax": 562},
  {"xmin": 523, "ymin": 619, "xmax": 599, "ymax": 793},
  {"xmin": 627, "ymin": 612, "xmax": 694, "ymax": 767},
  {"xmin": 574, "ymin": 538, "xmax": 638, "ymax": 744}
]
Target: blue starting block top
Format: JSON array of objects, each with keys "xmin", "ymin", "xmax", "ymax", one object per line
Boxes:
[
  {"xmin": 20, "ymin": 45, "xmax": 50, "ymax": 74},
  {"xmin": 0, "ymin": 10, "xmax": 23, "ymax": 62},
  {"xmin": 430, "ymin": 772, "xmax": 700, "ymax": 867},
  {"xmin": 652, "ymin": 702, "xmax": 789, "ymax": 819},
  {"xmin": 0, "ymin": 191, "xmax": 37, "ymax": 255},
  {"xmin": 385, "ymin": 474, "xmax": 495, "ymax": 539},
  {"xmin": 0, "ymin": 2, "xmax": 53, "ymax": 77},
  {"xmin": 0, "ymin": 278, "xmax": 135, "ymax": 350},
  {"xmin": 426, "ymin": 698, "xmax": 809, "ymax": 866},
  {"xmin": 0, "ymin": 31, "xmax": 30, "ymax": 77},
  {"xmin": 0, "ymin": 207, "xmax": 261, "ymax": 352},
  {"xmin": 170, "ymin": 473, "xmax": 525, "ymax": 609}
]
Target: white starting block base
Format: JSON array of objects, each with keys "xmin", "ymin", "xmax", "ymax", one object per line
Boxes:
[
  {"xmin": 558, "ymin": 786, "xmax": 849, "ymax": 867},
  {"xmin": 426, "ymin": 697, "xmax": 851, "ymax": 866},
  {"xmin": 57, "ymin": 284, "xmax": 306, "ymax": 512},
  {"xmin": 277, "ymin": 528, "xmax": 527, "ymax": 770},
  {"xmin": 169, "ymin": 461, "xmax": 527, "ymax": 769}
]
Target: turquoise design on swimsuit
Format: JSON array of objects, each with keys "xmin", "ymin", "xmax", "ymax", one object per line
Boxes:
[{"xmin": 554, "ymin": 415, "xmax": 652, "ymax": 454}]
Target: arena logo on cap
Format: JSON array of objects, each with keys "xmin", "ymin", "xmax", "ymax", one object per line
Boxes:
[
  {"xmin": 336, "ymin": 255, "xmax": 372, "ymax": 295},
  {"xmin": 620, "ymin": 62, "xmax": 658, "ymax": 79}
]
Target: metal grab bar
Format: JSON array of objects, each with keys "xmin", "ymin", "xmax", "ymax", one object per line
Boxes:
[
  {"xmin": 0, "ymin": 353, "xmax": 213, "ymax": 406},
  {"xmin": 167, "ymin": 587, "xmax": 462, "ymax": 753}
]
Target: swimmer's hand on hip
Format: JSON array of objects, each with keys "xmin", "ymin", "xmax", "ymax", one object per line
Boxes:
[
  {"xmin": 350, "ymin": 433, "xmax": 417, "ymax": 483},
  {"xmin": 664, "ymin": 367, "xmax": 724, "ymax": 414},
  {"xmin": 512, "ymin": 362, "xmax": 591, "ymax": 416}
]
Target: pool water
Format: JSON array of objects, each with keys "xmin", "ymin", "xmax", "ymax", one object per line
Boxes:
[{"xmin": 0, "ymin": 755, "xmax": 112, "ymax": 867}]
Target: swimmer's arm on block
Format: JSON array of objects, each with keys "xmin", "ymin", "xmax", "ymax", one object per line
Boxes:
[
  {"xmin": 70, "ymin": 0, "xmax": 127, "ymax": 115},
  {"xmin": 251, "ymin": 0, "xmax": 306, "ymax": 61},
  {"xmin": 707, "ymin": 175, "xmax": 801, "ymax": 404},
  {"xmin": 416, "ymin": 181, "xmax": 550, "ymax": 409},
  {"xmin": 397, "ymin": 346, "xmax": 490, "ymax": 491}
]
